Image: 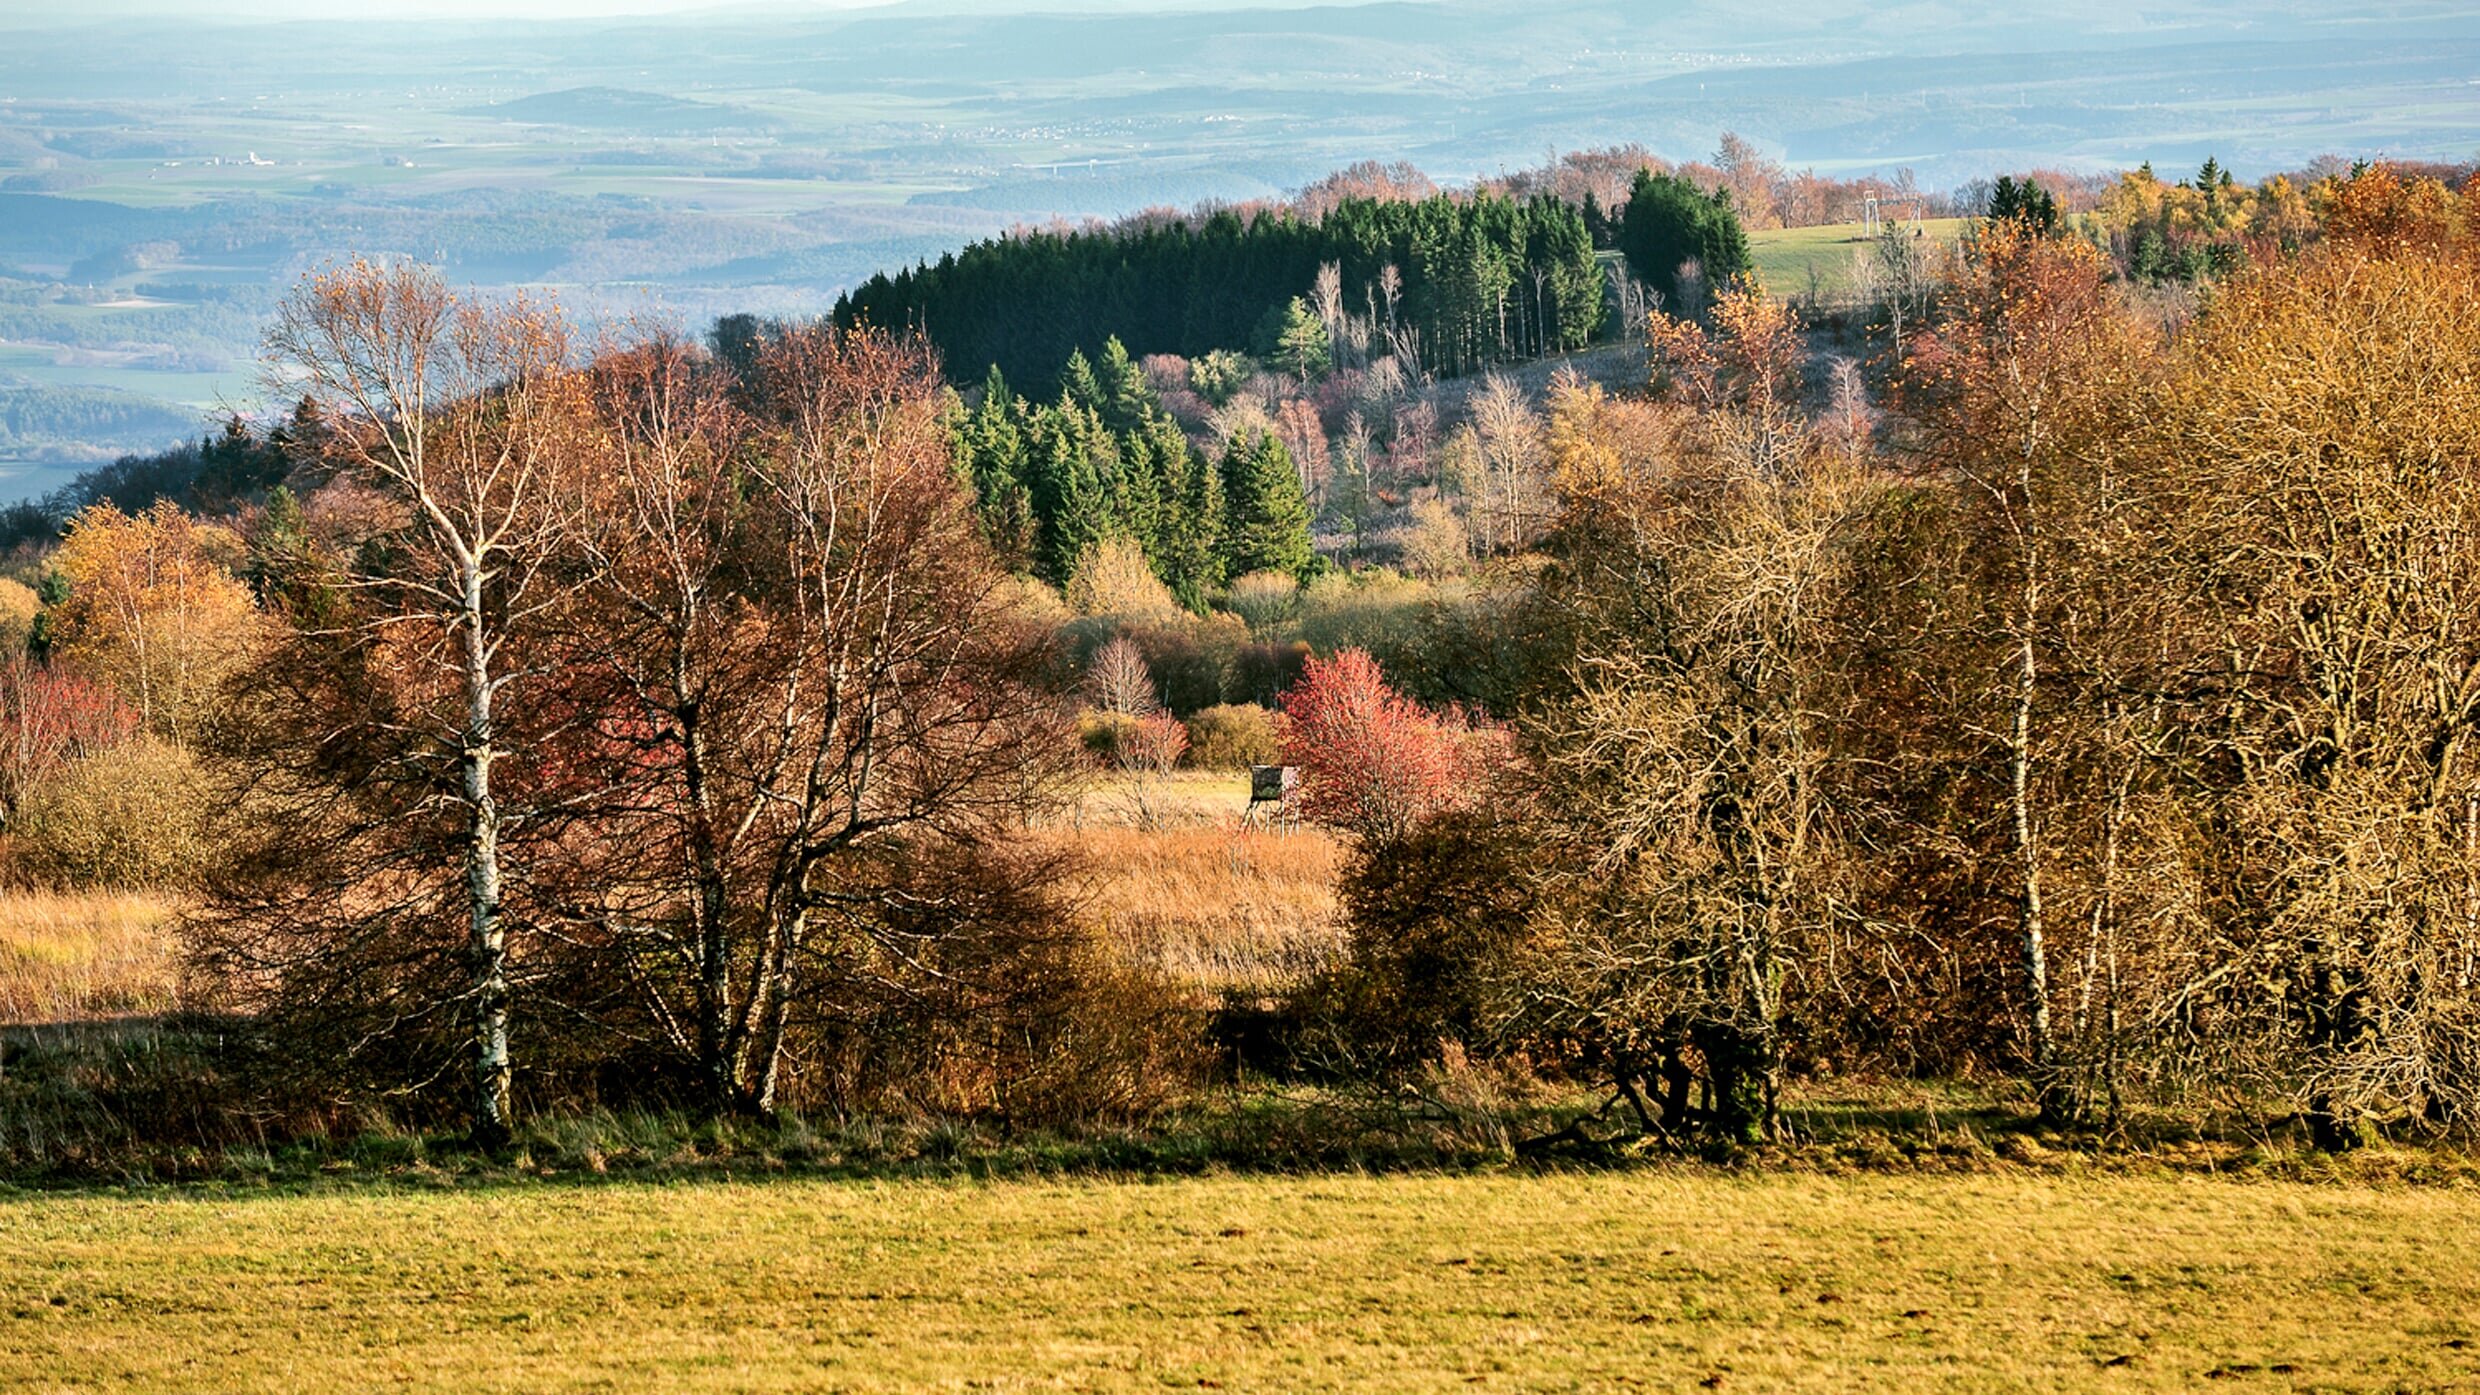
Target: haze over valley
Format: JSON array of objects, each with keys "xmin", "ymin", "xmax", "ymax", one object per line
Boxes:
[{"xmin": 1, "ymin": 0, "xmax": 2474, "ymax": 495}]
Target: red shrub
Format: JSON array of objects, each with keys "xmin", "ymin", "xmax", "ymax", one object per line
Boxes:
[
  {"xmin": 1277, "ymin": 648, "xmax": 1476, "ymax": 844},
  {"xmin": 0, "ymin": 657, "xmax": 142, "ymax": 823}
]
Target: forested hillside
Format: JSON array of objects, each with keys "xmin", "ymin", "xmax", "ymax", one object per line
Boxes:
[
  {"xmin": 837, "ymin": 192, "xmax": 1605, "ymax": 391},
  {"xmin": 0, "ymin": 156, "xmax": 2476, "ymax": 1182}
]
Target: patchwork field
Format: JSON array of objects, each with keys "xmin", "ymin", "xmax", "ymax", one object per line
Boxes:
[{"xmin": 4, "ymin": 1170, "xmax": 2477, "ymax": 1392}]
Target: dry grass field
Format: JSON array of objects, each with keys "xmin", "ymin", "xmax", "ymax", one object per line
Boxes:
[
  {"xmin": 4, "ymin": 1170, "xmax": 2478, "ymax": 1393},
  {"xmin": 0, "ymin": 891, "xmax": 180, "ymax": 1026},
  {"xmin": 1053, "ymin": 770, "xmax": 1348, "ymax": 994}
]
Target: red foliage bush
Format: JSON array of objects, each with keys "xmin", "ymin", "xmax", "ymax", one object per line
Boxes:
[
  {"xmin": 0, "ymin": 658, "xmax": 142, "ymax": 824},
  {"xmin": 1278, "ymin": 647, "xmax": 1479, "ymax": 844}
]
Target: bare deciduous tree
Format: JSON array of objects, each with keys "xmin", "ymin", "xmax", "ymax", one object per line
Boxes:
[{"xmin": 225, "ymin": 260, "xmax": 593, "ymax": 1147}]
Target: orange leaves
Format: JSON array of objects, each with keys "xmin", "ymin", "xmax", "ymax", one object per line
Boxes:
[
  {"xmin": 2321, "ymin": 164, "xmax": 2467, "ymax": 257},
  {"xmin": 1902, "ymin": 219, "xmax": 2156, "ymax": 482},
  {"xmin": 48, "ymin": 501, "xmax": 259, "ymax": 745},
  {"xmin": 1643, "ymin": 275, "xmax": 1814, "ymax": 484}
]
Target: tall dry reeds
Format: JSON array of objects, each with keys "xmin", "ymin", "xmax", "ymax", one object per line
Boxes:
[{"xmin": 1050, "ymin": 772, "xmax": 1346, "ymax": 994}]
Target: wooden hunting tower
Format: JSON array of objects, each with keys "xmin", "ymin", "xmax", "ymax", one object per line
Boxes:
[{"xmin": 1246, "ymin": 764, "xmax": 1299, "ymax": 831}]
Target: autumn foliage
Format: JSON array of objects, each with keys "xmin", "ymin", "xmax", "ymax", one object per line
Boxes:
[
  {"xmin": 1279, "ymin": 648, "xmax": 1482, "ymax": 845},
  {"xmin": 9, "ymin": 160, "xmax": 2480, "ymax": 1161}
]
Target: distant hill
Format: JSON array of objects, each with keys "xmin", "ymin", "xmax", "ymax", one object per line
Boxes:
[
  {"xmin": 0, "ymin": 383, "xmax": 201, "ymax": 464},
  {"xmin": 462, "ymin": 87, "xmax": 782, "ymax": 136},
  {"xmin": 911, "ymin": 168, "xmax": 1297, "ymax": 220}
]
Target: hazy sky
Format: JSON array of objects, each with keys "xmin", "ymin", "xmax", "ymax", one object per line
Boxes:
[
  {"xmin": 0, "ymin": 0, "xmax": 1326, "ymax": 20},
  {"xmin": 0, "ymin": 0, "xmax": 887, "ymax": 21}
]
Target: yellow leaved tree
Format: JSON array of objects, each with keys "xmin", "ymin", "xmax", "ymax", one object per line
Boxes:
[{"xmin": 46, "ymin": 500, "xmax": 260, "ymax": 746}]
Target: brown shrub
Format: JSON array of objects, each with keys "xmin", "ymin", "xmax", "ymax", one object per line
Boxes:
[
  {"xmin": 13, "ymin": 738, "xmax": 211, "ymax": 889},
  {"xmin": 1185, "ymin": 703, "xmax": 1283, "ymax": 769}
]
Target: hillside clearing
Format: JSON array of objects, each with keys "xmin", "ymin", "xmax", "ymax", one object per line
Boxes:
[
  {"xmin": 1749, "ymin": 217, "xmax": 1970, "ymax": 297},
  {"xmin": 3, "ymin": 1171, "xmax": 2475, "ymax": 1392}
]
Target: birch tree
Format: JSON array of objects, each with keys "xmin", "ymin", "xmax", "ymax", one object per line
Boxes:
[
  {"xmin": 1903, "ymin": 224, "xmax": 2158, "ymax": 1122},
  {"xmin": 218, "ymin": 260, "xmax": 591, "ymax": 1147}
]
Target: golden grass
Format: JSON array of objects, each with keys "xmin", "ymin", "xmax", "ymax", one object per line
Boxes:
[
  {"xmin": 1052, "ymin": 770, "xmax": 1347, "ymax": 993},
  {"xmin": 0, "ymin": 890, "xmax": 181, "ymax": 1025},
  {"xmin": 5, "ymin": 1170, "xmax": 2477, "ymax": 1392}
]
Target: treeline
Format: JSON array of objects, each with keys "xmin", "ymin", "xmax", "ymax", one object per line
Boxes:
[
  {"xmin": 0, "ymin": 413, "xmax": 300, "ymax": 554},
  {"xmin": 1297, "ymin": 165, "xmax": 2480, "ymax": 1150},
  {"xmin": 835, "ymin": 191, "xmax": 1603, "ymax": 394}
]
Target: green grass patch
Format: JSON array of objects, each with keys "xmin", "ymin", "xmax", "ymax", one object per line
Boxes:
[
  {"xmin": 1750, "ymin": 218, "xmax": 1969, "ymax": 298},
  {"xmin": 3, "ymin": 1170, "xmax": 2476, "ymax": 1391}
]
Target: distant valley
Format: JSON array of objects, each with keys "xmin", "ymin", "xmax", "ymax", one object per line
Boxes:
[{"xmin": 2, "ymin": 0, "xmax": 2475, "ymax": 493}]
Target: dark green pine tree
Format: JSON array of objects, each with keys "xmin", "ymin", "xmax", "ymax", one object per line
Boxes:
[
  {"xmin": 1161, "ymin": 421, "xmax": 1226, "ymax": 607},
  {"xmin": 1059, "ymin": 347, "xmax": 1107, "ymax": 419},
  {"xmin": 1112, "ymin": 418, "xmax": 1167, "ymax": 565},
  {"xmin": 1218, "ymin": 428, "xmax": 1315, "ymax": 582},
  {"xmin": 1987, "ymin": 175, "xmax": 2062, "ymax": 235},
  {"xmin": 954, "ymin": 367, "xmax": 1038, "ymax": 569},
  {"xmin": 1580, "ymin": 188, "xmax": 1615, "ymax": 250},
  {"xmin": 1096, "ymin": 336, "xmax": 1156, "ymax": 434},
  {"xmin": 1024, "ymin": 398, "xmax": 1114, "ymax": 586},
  {"xmin": 1268, "ymin": 296, "xmax": 1332, "ymax": 380},
  {"xmin": 1619, "ymin": 169, "xmax": 1752, "ymax": 311}
]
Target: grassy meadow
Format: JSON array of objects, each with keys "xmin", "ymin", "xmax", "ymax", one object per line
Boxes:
[
  {"xmin": 4, "ymin": 776, "xmax": 2474, "ymax": 1393},
  {"xmin": 5, "ymin": 1171, "xmax": 2479, "ymax": 1392},
  {"xmin": 1748, "ymin": 217, "xmax": 1969, "ymax": 299}
]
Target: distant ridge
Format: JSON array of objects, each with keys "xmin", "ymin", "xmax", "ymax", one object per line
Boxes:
[{"xmin": 462, "ymin": 86, "xmax": 781, "ymax": 135}]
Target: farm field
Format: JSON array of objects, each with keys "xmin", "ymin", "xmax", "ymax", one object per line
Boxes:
[
  {"xmin": 1748, "ymin": 217, "xmax": 1971, "ymax": 298},
  {"xmin": 4, "ymin": 1170, "xmax": 2479, "ymax": 1392}
]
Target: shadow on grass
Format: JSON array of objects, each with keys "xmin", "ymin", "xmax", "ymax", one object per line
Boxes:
[{"xmin": 7, "ymin": 1022, "xmax": 2477, "ymax": 1198}]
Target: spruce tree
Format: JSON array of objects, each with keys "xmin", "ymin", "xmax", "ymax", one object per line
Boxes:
[
  {"xmin": 1620, "ymin": 170, "xmax": 1752, "ymax": 312},
  {"xmin": 1987, "ymin": 175, "xmax": 2061, "ymax": 235},
  {"xmin": 1218, "ymin": 429, "xmax": 1316, "ymax": 581},
  {"xmin": 955, "ymin": 367, "xmax": 1037, "ymax": 567},
  {"xmin": 1270, "ymin": 296, "xmax": 1332, "ymax": 380},
  {"xmin": 1059, "ymin": 348, "xmax": 1106, "ymax": 418},
  {"xmin": 1137, "ymin": 413, "xmax": 1213, "ymax": 605},
  {"xmin": 1113, "ymin": 421, "xmax": 1166, "ymax": 564},
  {"xmin": 1026, "ymin": 399, "xmax": 1112, "ymax": 585},
  {"xmin": 1166, "ymin": 428, "xmax": 1225, "ymax": 607},
  {"xmin": 1097, "ymin": 336, "xmax": 1155, "ymax": 433}
]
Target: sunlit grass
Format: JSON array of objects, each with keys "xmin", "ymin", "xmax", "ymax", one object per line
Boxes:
[
  {"xmin": 0, "ymin": 891, "xmax": 181, "ymax": 1025},
  {"xmin": 1053, "ymin": 770, "xmax": 1347, "ymax": 994},
  {"xmin": 1750, "ymin": 217, "xmax": 1970, "ymax": 298},
  {"xmin": 3, "ymin": 1170, "xmax": 2475, "ymax": 1392}
]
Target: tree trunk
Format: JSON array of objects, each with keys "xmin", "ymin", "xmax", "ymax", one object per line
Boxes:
[
  {"xmin": 463, "ymin": 574, "xmax": 512, "ymax": 1151},
  {"xmin": 1696, "ymin": 1020, "xmax": 1773, "ymax": 1146},
  {"xmin": 678, "ymin": 692, "xmax": 739, "ymax": 1121},
  {"xmin": 2013, "ymin": 628, "xmax": 2064, "ymax": 1121}
]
